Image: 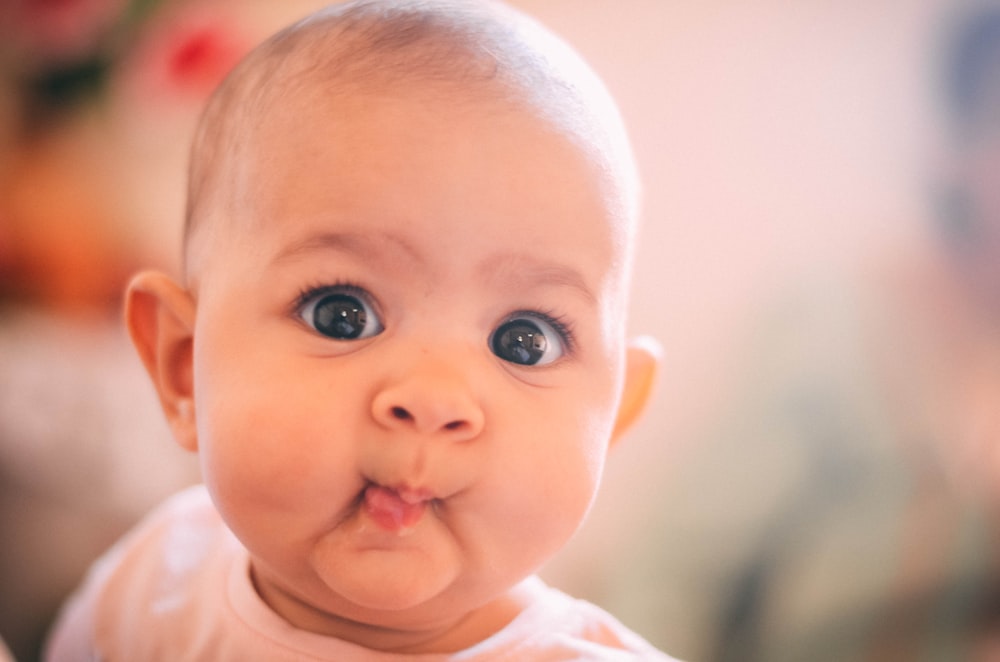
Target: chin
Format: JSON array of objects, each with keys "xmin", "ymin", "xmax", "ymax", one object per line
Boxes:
[{"xmin": 309, "ymin": 553, "xmax": 463, "ymax": 620}]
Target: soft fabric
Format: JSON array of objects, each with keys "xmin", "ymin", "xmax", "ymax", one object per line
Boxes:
[{"xmin": 45, "ymin": 486, "xmax": 674, "ymax": 661}]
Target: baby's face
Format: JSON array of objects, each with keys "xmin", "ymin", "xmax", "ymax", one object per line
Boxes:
[{"xmin": 189, "ymin": 87, "xmax": 631, "ymax": 643}]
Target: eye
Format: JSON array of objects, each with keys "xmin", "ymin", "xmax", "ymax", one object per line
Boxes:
[
  {"xmin": 298, "ymin": 287, "xmax": 383, "ymax": 340},
  {"xmin": 490, "ymin": 314, "xmax": 568, "ymax": 366}
]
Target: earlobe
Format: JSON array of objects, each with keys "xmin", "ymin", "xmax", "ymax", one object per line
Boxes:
[
  {"xmin": 124, "ymin": 271, "xmax": 199, "ymax": 452},
  {"xmin": 610, "ymin": 335, "xmax": 661, "ymax": 447}
]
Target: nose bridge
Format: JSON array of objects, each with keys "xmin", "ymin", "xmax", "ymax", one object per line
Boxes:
[{"xmin": 371, "ymin": 344, "xmax": 485, "ymax": 440}]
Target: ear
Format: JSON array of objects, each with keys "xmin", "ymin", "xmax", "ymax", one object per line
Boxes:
[
  {"xmin": 610, "ymin": 335, "xmax": 661, "ymax": 447},
  {"xmin": 125, "ymin": 271, "xmax": 199, "ymax": 452}
]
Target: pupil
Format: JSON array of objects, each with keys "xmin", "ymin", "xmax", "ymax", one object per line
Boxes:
[
  {"xmin": 493, "ymin": 320, "xmax": 547, "ymax": 365},
  {"xmin": 314, "ymin": 294, "xmax": 366, "ymax": 339}
]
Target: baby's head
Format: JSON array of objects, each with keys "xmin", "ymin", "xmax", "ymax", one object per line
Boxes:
[
  {"xmin": 127, "ymin": 0, "xmax": 658, "ymax": 651},
  {"xmin": 183, "ymin": 0, "xmax": 640, "ymax": 284}
]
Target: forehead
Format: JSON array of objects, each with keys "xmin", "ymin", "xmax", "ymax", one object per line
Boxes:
[
  {"xmin": 258, "ymin": 86, "xmax": 621, "ymax": 262},
  {"xmin": 189, "ymin": 81, "xmax": 631, "ymax": 291}
]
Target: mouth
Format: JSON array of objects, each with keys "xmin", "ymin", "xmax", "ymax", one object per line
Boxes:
[{"xmin": 362, "ymin": 483, "xmax": 435, "ymax": 533}]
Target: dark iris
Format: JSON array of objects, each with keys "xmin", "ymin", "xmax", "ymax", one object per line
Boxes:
[
  {"xmin": 312, "ymin": 294, "xmax": 368, "ymax": 339},
  {"xmin": 491, "ymin": 319, "xmax": 549, "ymax": 365}
]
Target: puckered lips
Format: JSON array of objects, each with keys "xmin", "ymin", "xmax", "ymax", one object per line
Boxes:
[{"xmin": 363, "ymin": 483, "xmax": 435, "ymax": 532}]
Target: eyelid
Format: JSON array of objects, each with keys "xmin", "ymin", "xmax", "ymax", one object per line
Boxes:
[{"xmin": 294, "ymin": 281, "xmax": 372, "ymax": 312}]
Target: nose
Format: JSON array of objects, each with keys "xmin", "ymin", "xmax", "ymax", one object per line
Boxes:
[{"xmin": 371, "ymin": 367, "xmax": 484, "ymax": 441}]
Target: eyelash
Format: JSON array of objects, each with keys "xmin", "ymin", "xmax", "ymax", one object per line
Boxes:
[
  {"xmin": 291, "ymin": 281, "xmax": 577, "ymax": 354},
  {"xmin": 505, "ymin": 308, "xmax": 577, "ymax": 355},
  {"xmin": 292, "ymin": 280, "xmax": 373, "ymax": 315}
]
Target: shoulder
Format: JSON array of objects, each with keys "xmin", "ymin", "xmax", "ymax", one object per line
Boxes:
[
  {"xmin": 45, "ymin": 485, "xmax": 241, "ymax": 661},
  {"xmin": 478, "ymin": 577, "xmax": 679, "ymax": 661}
]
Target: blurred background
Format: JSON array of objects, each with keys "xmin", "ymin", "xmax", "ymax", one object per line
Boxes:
[{"xmin": 2, "ymin": 0, "xmax": 1000, "ymax": 660}]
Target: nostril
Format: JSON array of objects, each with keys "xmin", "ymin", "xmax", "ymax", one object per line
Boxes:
[{"xmin": 374, "ymin": 390, "xmax": 482, "ymax": 436}]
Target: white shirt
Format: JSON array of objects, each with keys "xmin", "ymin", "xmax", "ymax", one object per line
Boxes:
[{"xmin": 46, "ymin": 486, "xmax": 675, "ymax": 661}]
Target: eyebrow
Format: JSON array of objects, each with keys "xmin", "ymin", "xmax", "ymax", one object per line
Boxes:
[
  {"xmin": 476, "ymin": 252, "xmax": 597, "ymax": 305},
  {"xmin": 271, "ymin": 230, "xmax": 596, "ymax": 304},
  {"xmin": 270, "ymin": 230, "xmax": 425, "ymax": 268}
]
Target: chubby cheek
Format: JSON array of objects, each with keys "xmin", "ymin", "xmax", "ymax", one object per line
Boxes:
[
  {"xmin": 478, "ymin": 387, "xmax": 616, "ymax": 574},
  {"xmin": 192, "ymin": 330, "xmax": 360, "ymax": 545}
]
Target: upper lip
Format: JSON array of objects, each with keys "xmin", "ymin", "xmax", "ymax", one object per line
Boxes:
[
  {"xmin": 387, "ymin": 484, "xmax": 436, "ymax": 504},
  {"xmin": 363, "ymin": 478, "xmax": 438, "ymax": 502}
]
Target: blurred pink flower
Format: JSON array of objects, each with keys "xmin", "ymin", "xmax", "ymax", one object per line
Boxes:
[{"xmin": 123, "ymin": 8, "xmax": 250, "ymax": 103}]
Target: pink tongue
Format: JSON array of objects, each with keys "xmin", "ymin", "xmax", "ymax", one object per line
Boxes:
[{"xmin": 364, "ymin": 485, "xmax": 426, "ymax": 530}]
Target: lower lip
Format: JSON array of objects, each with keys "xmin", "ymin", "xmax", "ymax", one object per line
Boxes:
[{"xmin": 363, "ymin": 485, "xmax": 428, "ymax": 532}]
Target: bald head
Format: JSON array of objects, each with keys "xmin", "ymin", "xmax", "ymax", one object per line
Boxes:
[{"xmin": 184, "ymin": 0, "xmax": 638, "ymax": 280}]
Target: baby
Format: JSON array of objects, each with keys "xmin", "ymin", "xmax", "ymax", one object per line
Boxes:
[{"xmin": 45, "ymin": 0, "xmax": 672, "ymax": 658}]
